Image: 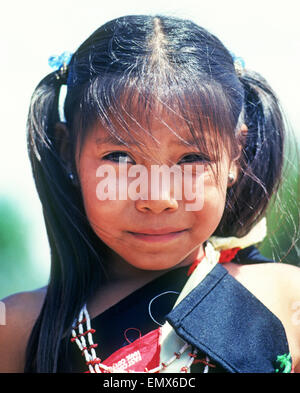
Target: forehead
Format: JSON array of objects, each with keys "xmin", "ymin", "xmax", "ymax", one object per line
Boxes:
[
  {"xmin": 93, "ymin": 121, "xmax": 196, "ymax": 148},
  {"xmin": 87, "ymin": 107, "xmax": 218, "ymax": 151}
]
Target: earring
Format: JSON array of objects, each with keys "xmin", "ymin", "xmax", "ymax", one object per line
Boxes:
[
  {"xmin": 228, "ymin": 173, "xmax": 235, "ymax": 184},
  {"xmin": 68, "ymin": 172, "xmax": 79, "ymax": 187}
]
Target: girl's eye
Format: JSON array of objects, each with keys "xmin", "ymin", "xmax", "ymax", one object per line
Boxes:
[
  {"xmin": 102, "ymin": 152, "xmax": 135, "ymax": 164},
  {"xmin": 178, "ymin": 154, "xmax": 210, "ymax": 164}
]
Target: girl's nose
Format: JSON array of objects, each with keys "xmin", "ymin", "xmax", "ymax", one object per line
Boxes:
[{"xmin": 135, "ymin": 196, "xmax": 179, "ymax": 214}]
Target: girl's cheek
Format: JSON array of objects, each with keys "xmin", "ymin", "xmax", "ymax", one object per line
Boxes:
[
  {"xmin": 180, "ymin": 168, "xmax": 223, "ymax": 210},
  {"xmin": 79, "ymin": 168, "xmax": 127, "ymax": 221}
]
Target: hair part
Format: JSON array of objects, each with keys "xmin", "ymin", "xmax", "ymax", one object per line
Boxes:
[{"xmin": 65, "ymin": 15, "xmax": 243, "ymax": 187}]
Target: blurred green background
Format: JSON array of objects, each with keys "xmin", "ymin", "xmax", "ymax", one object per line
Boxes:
[
  {"xmin": 259, "ymin": 138, "xmax": 299, "ymax": 264},
  {"xmin": 0, "ymin": 195, "xmax": 50, "ymax": 299},
  {"xmin": 0, "ymin": 0, "xmax": 299, "ymax": 300}
]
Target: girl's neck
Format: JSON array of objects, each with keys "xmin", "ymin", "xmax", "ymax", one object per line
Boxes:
[
  {"xmin": 103, "ymin": 244, "xmax": 205, "ymax": 283},
  {"xmin": 88, "ymin": 244, "xmax": 205, "ymax": 319}
]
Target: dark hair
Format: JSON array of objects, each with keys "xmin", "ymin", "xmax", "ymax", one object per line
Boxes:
[{"xmin": 25, "ymin": 14, "xmax": 286, "ymax": 372}]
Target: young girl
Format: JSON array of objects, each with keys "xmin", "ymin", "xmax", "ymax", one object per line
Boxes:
[{"xmin": 1, "ymin": 14, "xmax": 299, "ymax": 374}]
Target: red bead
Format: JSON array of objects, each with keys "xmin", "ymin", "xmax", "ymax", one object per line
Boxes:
[
  {"xmin": 83, "ymin": 328, "xmax": 96, "ymax": 336},
  {"xmin": 92, "ymin": 357, "xmax": 101, "ymax": 365},
  {"xmin": 86, "ymin": 357, "xmax": 101, "ymax": 366},
  {"xmin": 196, "ymin": 358, "xmax": 216, "ymax": 368},
  {"xmin": 81, "ymin": 346, "xmax": 88, "ymax": 355},
  {"xmin": 75, "ymin": 318, "xmax": 86, "ymax": 328}
]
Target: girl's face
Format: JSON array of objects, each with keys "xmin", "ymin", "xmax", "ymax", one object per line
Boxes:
[{"xmin": 75, "ymin": 112, "xmax": 238, "ymax": 273}]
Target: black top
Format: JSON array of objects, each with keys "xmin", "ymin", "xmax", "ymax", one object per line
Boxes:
[
  {"xmin": 66, "ymin": 260, "xmax": 191, "ymax": 372},
  {"xmin": 63, "ymin": 246, "xmax": 288, "ymax": 373}
]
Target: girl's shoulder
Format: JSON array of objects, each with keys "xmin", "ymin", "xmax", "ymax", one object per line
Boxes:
[
  {"xmin": 225, "ymin": 260, "xmax": 300, "ymax": 301},
  {"xmin": 0, "ymin": 286, "xmax": 47, "ymax": 372},
  {"xmin": 224, "ymin": 261, "xmax": 300, "ymax": 372}
]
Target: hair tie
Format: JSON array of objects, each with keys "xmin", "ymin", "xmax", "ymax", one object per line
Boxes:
[
  {"xmin": 48, "ymin": 51, "xmax": 73, "ymax": 122},
  {"xmin": 48, "ymin": 51, "xmax": 73, "ymax": 81},
  {"xmin": 230, "ymin": 51, "xmax": 245, "ymax": 75}
]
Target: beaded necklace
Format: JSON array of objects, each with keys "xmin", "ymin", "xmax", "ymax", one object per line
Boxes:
[{"xmin": 71, "ymin": 304, "xmax": 214, "ymax": 373}]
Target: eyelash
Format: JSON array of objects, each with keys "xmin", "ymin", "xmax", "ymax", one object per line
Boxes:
[
  {"xmin": 102, "ymin": 152, "xmax": 135, "ymax": 164},
  {"xmin": 178, "ymin": 154, "xmax": 210, "ymax": 164},
  {"xmin": 102, "ymin": 152, "xmax": 210, "ymax": 165}
]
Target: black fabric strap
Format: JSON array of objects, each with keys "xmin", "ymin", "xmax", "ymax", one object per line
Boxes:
[{"xmin": 166, "ymin": 263, "xmax": 290, "ymax": 373}]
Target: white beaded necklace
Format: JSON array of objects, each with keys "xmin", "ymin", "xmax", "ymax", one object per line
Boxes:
[{"xmin": 71, "ymin": 304, "xmax": 214, "ymax": 373}]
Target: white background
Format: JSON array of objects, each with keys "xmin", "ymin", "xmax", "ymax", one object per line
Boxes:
[{"xmin": 0, "ymin": 0, "xmax": 299, "ymax": 293}]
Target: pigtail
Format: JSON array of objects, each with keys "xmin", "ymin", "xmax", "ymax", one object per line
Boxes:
[
  {"xmin": 25, "ymin": 72, "xmax": 105, "ymax": 372},
  {"xmin": 217, "ymin": 70, "xmax": 285, "ymax": 237},
  {"xmin": 240, "ymin": 71, "xmax": 299, "ymax": 262}
]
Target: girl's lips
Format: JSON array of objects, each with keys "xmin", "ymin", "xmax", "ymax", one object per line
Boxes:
[{"xmin": 128, "ymin": 229, "xmax": 188, "ymax": 242}]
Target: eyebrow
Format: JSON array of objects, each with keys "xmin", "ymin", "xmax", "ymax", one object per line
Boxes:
[
  {"xmin": 95, "ymin": 135, "xmax": 130, "ymax": 146},
  {"xmin": 95, "ymin": 135, "xmax": 200, "ymax": 147}
]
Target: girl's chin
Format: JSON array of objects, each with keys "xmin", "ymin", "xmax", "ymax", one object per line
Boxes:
[{"xmin": 123, "ymin": 254, "xmax": 193, "ymax": 272}]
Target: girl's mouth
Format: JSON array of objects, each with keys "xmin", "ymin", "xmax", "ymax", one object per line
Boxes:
[{"xmin": 127, "ymin": 228, "xmax": 188, "ymax": 243}]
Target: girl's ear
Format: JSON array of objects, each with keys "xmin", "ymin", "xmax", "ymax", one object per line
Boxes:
[
  {"xmin": 54, "ymin": 122, "xmax": 73, "ymax": 172},
  {"xmin": 237, "ymin": 123, "xmax": 248, "ymax": 149},
  {"xmin": 55, "ymin": 122, "xmax": 80, "ymax": 187},
  {"xmin": 227, "ymin": 124, "xmax": 248, "ymax": 187}
]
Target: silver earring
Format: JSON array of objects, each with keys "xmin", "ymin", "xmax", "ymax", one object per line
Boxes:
[
  {"xmin": 228, "ymin": 173, "xmax": 235, "ymax": 183},
  {"xmin": 68, "ymin": 172, "xmax": 75, "ymax": 181}
]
